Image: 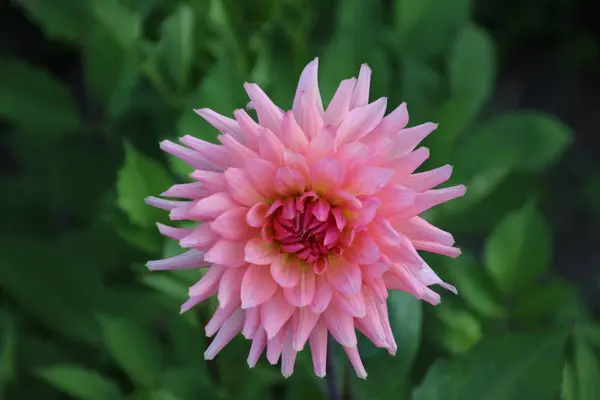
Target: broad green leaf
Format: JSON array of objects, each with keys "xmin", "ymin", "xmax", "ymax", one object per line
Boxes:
[
  {"xmin": 512, "ymin": 280, "xmax": 583, "ymax": 324},
  {"xmin": 0, "ymin": 60, "xmax": 81, "ymax": 136},
  {"xmin": 116, "ymin": 143, "xmax": 173, "ymax": 227},
  {"xmin": 400, "ymin": 59, "xmax": 442, "ymax": 125},
  {"xmin": 394, "ymin": 0, "xmax": 432, "ymax": 37},
  {"xmin": 0, "ymin": 311, "xmax": 16, "ymax": 389},
  {"xmin": 400, "ymin": 0, "xmax": 471, "ymax": 61},
  {"xmin": 575, "ymin": 339, "xmax": 600, "ymax": 400},
  {"xmin": 580, "ymin": 324, "xmax": 600, "ymax": 349},
  {"xmin": 352, "ymin": 291, "xmax": 422, "ymax": 399},
  {"xmin": 413, "ymin": 330, "xmax": 568, "ymax": 400},
  {"xmin": 91, "ymin": 0, "xmax": 141, "ymax": 48},
  {"xmin": 83, "ymin": 25, "xmax": 139, "ymax": 110},
  {"xmin": 155, "ymin": 5, "xmax": 195, "ymax": 92},
  {"xmin": 436, "ymin": 303, "xmax": 482, "ymax": 354},
  {"xmin": 562, "ymin": 360, "xmax": 578, "ymax": 400},
  {"xmin": 168, "ymin": 317, "xmax": 206, "ymax": 368},
  {"xmin": 448, "ymin": 24, "xmax": 495, "ymax": 120},
  {"xmin": 159, "ymin": 369, "xmax": 216, "ymax": 400},
  {"xmin": 484, "ymin": 201, "xmax": 551, "ymax": 294},
  {"xmin": 37, "ymin": 365, "xmax": 122, "ymax": 400},
  {"xmin": 100, "ymin": 317, "xmax": 164, "ymax": 388},
  {"xmin": 443, "ymin": 252, "xmax": 505, "ymax": 318},
  {"xmin": 207, "ymin": 0, "xmax": 247, "ymax": 72},
  {"xmin": 18, "ymin": 0, "xmax": 92, "ymax": 43},
  {"xmin": 140, "ymin": 275, "xmax": 189, "ymax": 302}
]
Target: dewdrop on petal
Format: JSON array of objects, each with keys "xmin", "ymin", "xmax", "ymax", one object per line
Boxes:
[{"xmin": 145, "ymin": 59, "xmax": 466, "ymax": 379}]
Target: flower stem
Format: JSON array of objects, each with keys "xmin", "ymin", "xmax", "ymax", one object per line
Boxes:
[{"xmin": 326, "ymin": 336, "xmax": 340, "ymax": 400}]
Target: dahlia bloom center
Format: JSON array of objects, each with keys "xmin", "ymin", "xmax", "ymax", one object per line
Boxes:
[{"xmin": 269, "ymin": 194, "xmax": 343, "ymax": 272}]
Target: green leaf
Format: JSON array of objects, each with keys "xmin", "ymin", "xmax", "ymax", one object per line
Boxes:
[
  {"xmin": 352, "ymin": 291, "xmax": 422, "ymax": 399},
  {"xmin": 0, "ymin": 60, "xmax": 81, "ymax": 137},
  {"xmin": 100, "ymin": 316, "xmax": 164, "ymax": 388},
  {"xmin": 484, "ymin": 201, "xmax": 552, "ymax": 294},
  {"xmin": 512, "ymin": 280, "xmax": 583, "ymax": 324},
  {"xmin": 140, "ymin": 275, "xmax": 189, "ymax": 302},
  {"xmin": 155, "ymin": 5, "xmax": 195, "ymax": 92},
  {"xmin": 37, "ymin": 365, "xmax": 122, "ymax": 400},
  {"xmin": 448, "ymin": 24, "xmax": 495, "ymax": 119},
  {"xmin": 400, "ymin": 59, "xmax": 443, "ymax": 125},
  {"xmin": 399, "ymin": 0, "xmax": 471, "ymax": 61},
  {"xmin": 574, "ymin": 338, "xmax": 600, "ymax": 400},
  {"xmin": 443, "ymin": 252, "xmax": 505, "ymax": 318},
  {"xmin": 413, "ymin": 330, "xmax": 568, "ymax": 400},
  {"xmin": 116, "ymin": 142, "xmax": 173, "ymax": 228},
  {"xmin": 91, "ymin": 0, "xmax": 141, "ymax": 48},
  {"xmin": 436, "ymin": 303, "xmax": 482, "ymax": 354},
  {"xmin": 0, "ymin": 311, "xmax": 16, "ymax": 389},
  {"xmin": 562, "ymin": 360, "xmax": 578, "ymax": 400},
  {"xmin": 18, "ymin": 0, "xmax": 92, "ymax": 43}
]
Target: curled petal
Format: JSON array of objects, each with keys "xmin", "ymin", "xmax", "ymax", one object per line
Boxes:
[
  {"xmin": 146, "ymin": 249, "xmax": 207, "ymax": 271},
  {"xmin": 241, "ymin": 265, "xmax": 278, "ymax": 309}
]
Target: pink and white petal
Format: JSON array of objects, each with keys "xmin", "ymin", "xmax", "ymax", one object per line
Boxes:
[
  {"xmin": 368, "ymin": 102, "xmax": 409, "ymax": 139},
  {"xmin": 245, "ymin": 158, "xmax": 277, "ymax": 197},
  {"xmin": 399, "ymin": 216, "xmax": 455, "ymax": 246},
  {"xmin": 271, "ymin": 254, "xmax": 301, "ymax": 288},
  {"xmin": 404, "ymin": 164, "xmax": 453, "ymax": 192},
  {"xmin": 160, "ymin": 140, "xmax": 215, "ymax": 170},
  {"xmin": 224, "ymin": 168, "xmax": 264, "ymax": 206},
  {"xmin": 324, "ymin": 78, "xmax": 357, "ymax": 127},
  {"xmin": 343, "ymin": 346, "xmax": 368, "ymax": 379},
  {"xmin": 292, "ymin": 58, "xmax": 324, "ymax": 120},
  {"xmin": 261, "ymin": 290, "xmax": 296, "ymax": 339},
  {"xmin": 281, "ymin": 333, "xmax": 298, "ymax": 378},
  {"xmin": 180, "ymin": 223, "xmax": 217, "ymax": 249},
  {"xmin": 397, "ymin": 185, "xmax": 467, "ymax": 218},
  {"xmin": 326, "ymin": 257, "xmax": 362, "ymax": 295},
  {"xmin": 241, "ymin": 264, "xmax": 278, "ymax": 309},
  {"xmin": 413, "ymin": 241, "xmax": 462, "ymax": 258},
  {"xmin": 161, "ymin": 182, "xmax": 209, "ymax": 199},
  {"xmin": 179, "ymin": 136, "xmax": 230, "ymax": 170},
  {"xmin": 218, "ymin": 266, "xmax": 246, "ymax": 309},
  {"xmin": 283, "ymin": 267, "xmax": 316, "ymax": 307},
  {"xmin": 205, "ymin": 298, "xmax": 241, "ymax": 337},
  {"xmin": 204, "ymin": 240, "xmax": 247, "ymax": 268},
  {"xmin": 350, "ymin": 63, "xmax": 371, "ymax": 109},
  {"xmin": 244, "ymin": 83, "xmax": 284, "ymax": 134},
  {"xmin": 218, "ymin": 134, "xmax": 259, "ymax": 166},
  {"xmin": 281, "ymin": 111, "xmax": 309, "ymax": 152},
  {"xmin": 247, "ymin": 327, "xmax": 267, "ymax": 367},
  {"xmin": 194, "ymin": 108, "xmax": 243, "ymax": 138},
  {"xmin": 323, "ymin": 305, "xmax": 357, "ymax": 347},
  {"xmin": 309, "ymin": 320, "xmax": 328, "ymax": 377},
  {"xmin": 257, "ymin": 127, "xmax": 286, "ymax": 165},
  {"xmin": 291, "ymin": 307, "xmax": 320, "ymax": 351},
  {"xmin": 393, "ymin": 122, "xmax": 438, "ymax": 157},
  {"xmin": 156, "ymin": 223, "xmax": 192, "ymax": 240},
  {"xmin": 388, "ymin": 147, "xmax": 430, "ymax": 182},
  {"xmin": 245, "ymin": 238, "xmax": 280, "ymax": 265},
  {"xmin": 242, "ymin": 306, "xmax": 261, "ymax": 339},
  {"xmin": 335, "ymin": 97, "xmax": 387, "ymax": 146},
  {"xmin": 146, "ymin": 249, "xmax": 207, "ymax": 270},
  {"xmin": 376, "ymin": 185, "xmax": 416, "ymax": 216},
  {"xmin": 189, "ymin": 192, "xmax": 238, "ymax": 219},
  {"xmin": 145, "ymin": 197, "xmax": 187, "ymax": 211},
  {"xmin": 189, "ymin": 170, "xmax": 227, "ymax": 192},
  {"xmin": 307, "ymin": 127, "xmax": 336, "ymax": 166},
  {"xmin": 274, "ymin": 167, "xmax": 307, "ymax": 195},
  {"xmin": 267, "ymin": 326, "xmax": 287, "ymax": 364},
  {"xmin": 210, "ymin": 207, "xmax": 250, "ymax": 241},
  {"xmin": 344, "ymin": 166, "xmax": 395, "ymax": 196},
  {"xmin": 188, "ymin": 265, "xmax": 226, "ymax": 297},
  {"xmin": 309, "ymin": 274, "xmax": 333, "ymax": 313},
  {"xmin": 204, "ymin": 309, "xmax": 245, "ymax": 360},
  {"xmin": 233, "ymin": 109, "xmax": 260, "ymax": 150},
  {"xmin": 333, "ymin": 289, "xmax": 366, "ymax": 318}
]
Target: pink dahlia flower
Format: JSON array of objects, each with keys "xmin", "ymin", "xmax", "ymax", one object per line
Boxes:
[{"xmin": 146, "ymin": 59, "xmax": 466, "ymax": 379}]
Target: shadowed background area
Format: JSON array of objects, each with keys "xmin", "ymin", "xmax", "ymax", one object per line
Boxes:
[{"xmin": 1, "ymin": 0, "xmax": 599, "ymax": 399}]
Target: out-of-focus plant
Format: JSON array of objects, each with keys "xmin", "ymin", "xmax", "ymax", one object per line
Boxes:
[{"xmin": 0, "ymin": 0, "xmax": 596, "ymax": 399}]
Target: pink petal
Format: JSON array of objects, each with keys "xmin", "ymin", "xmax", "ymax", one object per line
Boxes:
[
  {"xmin": 404, "ymin": 164, "xmax": 453, "ymax": 192},
  {"xmin": 160, "ymin": 140, "xmax": 213, "ymax": 170},
  {"xmin": 368, "ymin": 102, "xmax": 409, "ymax": 139},
  {"xmin": 194, "ymin": 108, "xmax": 243, "ymax": 139},
  {"xmin": 343, "ymin": 232, "xmax": 379, "ymax": 266},
  {"xmin": 205, "ymin": 297, "xmax": 241, "ymax": 337},
  {"xmin": 376, "ymin": 185, "xmax": 416, "ymax": 216},
  {"xmin": 335, "ymin": 142, "xmax": 371, "ymax": 171},
  {"xmin": 188, "ymin": 265, "xmax": 226, "ymax": 296},
  {"xmin": 357, "ymin": 285, "xmax": 387, "ymax": 343},
  {"xmin": 292, "ymin": 58, "xmax": 324, "ymax": 120},
  {"xmin": 156, "ymin": 223, "xmax": 192, "ymax": 240},
  {"xmin": 246, "ymin": 202, "xmax": 269, "ymax": 228},
  {"xmin": 310, "ymin": 274, "xmax": 333, "ymax": 313},
  {"xmin": 204, "ymin": 240, "xmax": 246, "ymax": 268},
  {"xmin": 145, "ymin": 197, "xmax": 187, "ymax": 211},
  {"xmin": 335, "ymin": 98, "xmax": 387, "ymax": 146},
  {"xmin": 189, "ymin": 192, "xmax": 237, "ymax": 219},
  {"xmin": 296, "ymin": 90, "xmax": 324, "ymax": 140},
  {"xmin": 224, "ymin": 168, "xmax": 264, "ymax": 206},
  {"xmin": 333, "ymin": 289, "xmax": 366, "ymax": 318},
  {"xmin": 397, "ymin": 185, "xmax": 467, "ymax": 218},
  {"xmin": 312, "ymin": 198, "xmax": 331, "ymax": 222},
  {"xmin": 311, "ymin": 157, "xmax": 345, "ymax": 192},
  {"xmin": 161, "ymin": 182, "xmax": 209, "ymax": 199},
  {"xmin": 261, "ymin": 290, "xmax": 295, "ymax": 339},
  {"xmin": 247, "ymin": 327, "xmax": 267, "ymax": 367},
  {"xmin": 282, "ymin": 149, "xmax": 310, "ymax": 178},
  {"xmin": 346, "ymin": 196, "xmax": 380, "ymax": 228},
  {"xmin": 189, "ymin": 170, "xmax": 227, "ymax": 191},
  {"xmin": 146, "ymin": 249, "xmax": 207, "ymax": 270},
  {"xmin": 283, "ymin": 267, "xmax": 316, "ymax": 307},
  {"xmin": 218, "ymin": 266, "xmax": 246, "ymax": 309},
  {"xmin": 350, "ymin": 64, "xmax": 371, "ymax": 109},
  {"xmin": 344, "ymin": 166, "xmax": 394, "ymax": 196},
  {"xmin": 245, "ymin": 238, "xmax": 280, "ymax": 265},
  {"xmin": 389, "ymin": 147, "xmax": 430, "ymax": 181},
  {"xmin": 244, "ymin": 83, "xmax": 283, "ymax": 134},
  {"xmin": 210, "ymin": 207, "xmax": 250, "ymax": 241},
  {"xmin": 307, "ymin": 127, "xmax": 336, "ymax": 166},
  {"xmin": 280, "ymin": 111, "xmax": 309, "ymax": 152},
  {"xmin": 281, "ymin": 333, "xmax": 298, "ymax": 378},
  {"xmin": 413, "ymin": 241, "xmax": 462, "ymax": 258},
  {"xmin": 267, "ymin": 326, "xmax": 287, "ymax": 364},
  {"xmin": 273, "ymin": 167, "xmax": 307, "ymax": 195},
  {"xmin": 400, "ymin": 216, "xmax": 455, "ymax": 246},
  {"xmin": 241, "ymin": 265, "xmax": 278, "ymax": 308},
  {"xmin": 179, "ymin": 136, "xmax": 230, "ymax": 170},
  {"xmin": 393, "ymin": 122, "xmax": 438, "ymax": 157},
  {"xmin": 324, "ymin": 78, "xmax": 356, "ymax": 127},
  {"xmin": 218, "ymin": 134, "xmax": 259, "ymax": 166},
  {"xmin": 180, "ymin": 295, "xmax": 206, "ymax": 314},
  {"xmin": 180, "ymin": 224, "xmax": 217, "ymax": 249},
  {"xmin": 204, "ymin": 309, "xmax": 244, "ymax": 360},
  {"xmin": 233, "ymin": 109, "xmax": 260, "ymax": 150},
  {"xmin": 291, "ymin": 307, "xmax": 320, "ymax": 351},
  {"xmin": 344, "ymin": 346, "xmax": 367, "ymax": 379},
  {"xmin": 324, "ymin": 305, "xmax": 357, "ymax": 347},
  {"xmin": 242, "ymin": 306, "xmax": 261, "ymax": 339},
  {"xmin": 271, "ymin": 254, "xmax": 301, "ymax": 288},
  {"xmin": 326, "ymin": 257, "xmax": 362, "ymax": 294},
  {"xmin": 257, "ymin": 127, "xmax": 286, "ymax": 165},
  {"xmin": 309, "ymin": 320, "xmax": 328, "ymax": 377}
]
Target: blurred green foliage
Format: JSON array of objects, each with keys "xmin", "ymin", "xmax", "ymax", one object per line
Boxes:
[{"xmin": 0, "ymin": 0, "xmax": 598, "ymax": 399}]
